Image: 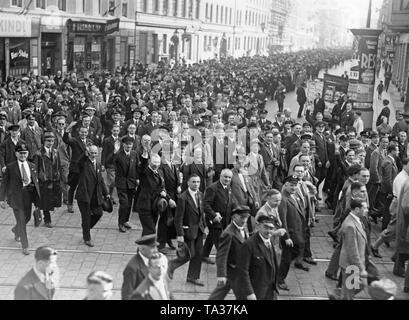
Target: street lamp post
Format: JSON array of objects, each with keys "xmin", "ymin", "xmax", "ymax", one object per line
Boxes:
[
  {"xmin": 134, "ymin": 11, "xmax": 138, "ymax": 67},
  {"xmin": 404, "ymin": 69, "xmax": 409, "ymax": 115}
]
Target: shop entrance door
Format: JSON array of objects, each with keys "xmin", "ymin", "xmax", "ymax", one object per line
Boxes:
[{"xmin": 41, "ymin": 47, "xmax": 56, "ymax": 76}]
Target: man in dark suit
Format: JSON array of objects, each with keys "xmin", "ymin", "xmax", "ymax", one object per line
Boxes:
[
  {"xmin": 125, "ymin": 108, "xmax": 145, "ymax": 137},
  {"xmin": 379, "ymin": 144, "xmax": 399, "ymax": 230},
  {"xmin": 63, "ymin": 124, "xmax": 94, "ymax": 213},
  {"xmin": 101, "ymin": 109, "xmax": 127, "ymax": 138},
  {"xmin": 134, "ymin": 153, "xmax": 168, "ymax": 236},
  {"xmin": 277, "ymin": 175, "xmax": 309, "ymax": 291},
  {"xmin": 142, "ymin": 111, "xmax": 160, "ymax": 136},
  {"xmin": 20, "ymin": 112, "xmax": 43, "ymax": 161},
  {"xmin": 101, "ymin": 125, "xmax": 121, "ymax": 202},
  {"xmin": 202, "ymin": 169, "xmax": 234, "ymax": 264},
  {"xmin": 313, "ymin": 121, "xmax": 330, "ymax": 196},
  {"xmin": 313, "ymin": 93, "xmax": 325, "ymax": 117},
  {"xmin": 131, "ymin": 252, "xmax": 173, "ymax": 300},
  {"xmin": 168, "ymin": 174, "xmax": 207, "ymax": 286},
  {"xmin": 85, "ymin": 106, "xmax": 103, "ymax": 145},
  {"xmin": 209, "ymin": 206, "xmax": 251, "ymax": 300},
  {"xmin": 121, "ymin": 234, "xmax": 159, "ymax": 300},
  {"xmin": 75, "ymin": 145, "xmax": 109, "ymax": 247},
  {"xmin": 236, "ymin": 215, "xmax": 280, "ymax": 300},
  {"xmin": 158, "ymin": 140, "xmax": 180, "ymax": 252},
  {"xmin": 0, "ymin": 143, "xmax": 40, "ymax": 255},
  {"xmin": 115, "ymin": 136, "xmax": 139, "ymax": 233},
  {"xmin": 14, "ymin": 246, "xmax": 58, "ymax": 300}
]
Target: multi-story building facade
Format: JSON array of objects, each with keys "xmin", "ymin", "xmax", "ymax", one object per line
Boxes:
[
  {"xmin": 0, "ymin": 0, "xmax": 271, "ymax": 81},
  {"xmin": 378, "ymin": 0, "xmax": 409, "ymax": 97}
]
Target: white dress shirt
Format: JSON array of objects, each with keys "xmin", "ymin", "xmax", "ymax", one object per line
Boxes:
[
  {"xmin": 148, "ymin": 274, "xmax": 168, "ymax": 300},
  {"xmin": 259, "ymin": 233, "xmax": 273, "ymax": 249},
  {"xmin": 19, "ymin": 160, "xmax": 31, "ymax": 186},
  {"xmin": 188, "ymin": 188, "xmax": 198, "ymax": 207}
]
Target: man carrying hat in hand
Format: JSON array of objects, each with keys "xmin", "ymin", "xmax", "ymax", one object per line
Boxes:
[{"xmin": 0, "ymin": 143, "xmax": 40, "ymax": 255}]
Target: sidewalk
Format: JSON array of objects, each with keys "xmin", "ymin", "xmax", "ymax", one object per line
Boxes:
[{"xmin": 373, "ymin": 66, "xmax": 404, "ymax": 128}]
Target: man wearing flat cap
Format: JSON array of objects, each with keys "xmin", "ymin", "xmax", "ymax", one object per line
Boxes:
[
  {"xmin": 0, "ymin": 143, "xmax": 40, "ymax": 255},
  {"xmin": 236, "ymin": 214, "xmax": 280, "ymax": 300},
  {"xmin": 14, "ymin": 246, "xmax": 59, "ymax": 300},
  {"xmin": 209, "ymin": 205, "xmax": 251, "ymax": 300},
  {"xmin": 121, "ymin": 234, "xmax": 159, "ymax": 300}
]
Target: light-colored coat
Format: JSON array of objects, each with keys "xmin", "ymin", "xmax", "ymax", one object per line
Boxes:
[{"xmin": 339, "ymin": 214, "xmax": 367, "ymax": 273}]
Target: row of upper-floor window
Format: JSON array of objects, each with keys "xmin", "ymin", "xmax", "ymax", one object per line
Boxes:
[{"xmin": 9, "ymin": 0, "xmax": 268, "ymax": 26}]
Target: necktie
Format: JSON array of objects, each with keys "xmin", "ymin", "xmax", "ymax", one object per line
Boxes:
[
  {"xmin": 195, "ymin": 193, "xmax": 201, "ymax": 213},
  {"xmin": 21, "ymin": 163, "xmax": 29, "ymax": 185}
]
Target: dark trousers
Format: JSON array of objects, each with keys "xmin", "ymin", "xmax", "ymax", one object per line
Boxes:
[
  {"xmin": 378, "ymin": 193, "xmax": 392, "ymax": 230},
  {"xmin": 169, "ymin": 233, "xmax": 203, "ymax": 280},
  {"xmin": 78, "ymin": 201, "xmax": 103, "ymax": 241},
  {"xmin": 157, "ymin": 208, "xmax": 176, "ymax": 246},
  {"xmin": 12, "ymin": 188, "xmax": 34, "ymax": 249},
  {"xmin": 68, "ymin": 172, "xmax": 80, "ymax": 205},
  {"xmin": 277, "ymin": 101, "xmax": 284, "ymax": 113},
  {"xmin": 203, "ymin": 227, "xmax": 222, "ymax": 258},
  {"xmin": 209, "ymin": 278, "xmax": 240, "ymax": 300},
  {"xmin": 394, "ymin": 253, "xmax": 409, "ymax": 275},
  {"xmin": 117, "ymin": 188, "xmax": 135, "ymax": 227},
  {"xmin": 139, "ymin": 210, "xmax": 159, "ymax": 236},
  {"xmin": 316, "ymin": 167, "xmax": 327, "ymax": 192},
  {"xmin": 304, "ymin": 227, "xmax": 313, "ymax": 258},
  {"xmin": 278, "ymin": 242, "xmax": 304, "ymax": 283},
  {"xmin": 297, "ymin": 101, "xmax": 305, "ymax": 118},
  {"xmin": 367, "ymin": 182, "xmax": 380, "ymax": 213},
  {"xmin": 43, "ymin": 211, "xmax": 51, "ymax": 224}
]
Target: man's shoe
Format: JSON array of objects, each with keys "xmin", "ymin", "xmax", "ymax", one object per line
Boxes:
[
  {"xmin": 278, "ymin": 283, "xmax": 290, "ymax": 291},
  {"xmin": 84, "ymin": 240, "xmax": 94, "ymax": 247},
  {"xmin": 67, "ymin": 205, "xmax": 74, "ymax": 213},
  {"xmin": 118, "ymin": 225, "xmax": 127, "ymax": 233},
  {"xmin": 325, "ymin": 271, "xmax": 338, "ymax": 281},
  {"xmin": 303, "ymin": 257, "xmax": 318, "ymax": 265},
  {"xmin": 167, "ymin": 241, "xmax": 176, "ymax": 250},
  {"xmin": 404, "ymin": 287, "xmax": 409, "ymax": 293},
  {"xmin": 294, "ymin": 263, "xmax": 310, "ymax": 272},
  {"xmin": 22, "ymin": 248, "xmax": 30, "ymax": 256},
  {"xmin": 371, "ymin": 246, "xmax": 382, "ymax": 258},
  {"xmin": 44, "ymin": 222, "xmax": 53, "ymax": 228},
  {"xmin": 328, "ymin": 231, "xmax": 338, "ymax": 243},
  {"xmin": 123, "ymin": 222, "xmax": 132, "ymax": 229},
  {"xmin": 202, "ymin": 257, "xmax": 215, "ymax": 265},
  {"xmin": 186, "ymin": 278, "xmax": 205, "ymax": 287}
]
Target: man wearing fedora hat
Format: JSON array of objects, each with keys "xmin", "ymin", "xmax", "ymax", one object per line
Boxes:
[
  {"xmin": 0, "ymin": 143, "xmax": 40, "ymax": 255},
  {"xmin": 0, "ymin": 125, "xmax": 26, "ymax": 175},
  {"xmin": 32, "ymin": 131, "xmax": 62, "ymax": 228},
  {"xmin": 121, "ymin": 234, "xmax": 159, "ymax": 300}
]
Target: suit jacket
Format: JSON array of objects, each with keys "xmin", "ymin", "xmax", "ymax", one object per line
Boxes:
[
  {"xmin": 313, "ymin": 132, "xmax": 329, "ymax": 164},
  {"xmin": 14, "ymin": 269, "xmax": 54, "ymax": 300},
  {"xmin": 20, "ymin": 126, "xmax": 43, "ymax": 160},
  {"xmin": 174, "ymin": 189, "xmax": 206, "ymax": 241},
  {"xmin": 101, "ymin": 115, "xmax": 127, "ymax": 137},
  {"xmin": 181, "ymin": 161, "xmax": 208, "ymax": 193},
  {"xmin": 1, "ymin": 105, "xmax": 21, "ymax": 124},
  {"xmin": 134, "ymin": 156, "xmax": 166, "ymax": 213},
  {"xmin": 278, "ymin": 189, "xmax": 306, "ymax": 245},
  {"xmin": 75, "ymin": 158, "xmax": 108, "ymax": 205},
  {"xmin": 101, "ymin": 136, "xmax": 120, "ymax": 169},
  {"xmin": 62, "ymin": 132, "xmax": 93, "ymax": 173},
  {"xmin": 52, "ymin": 129, "xmax": 70, "ymax": 166},
  {"xmin": 90, "ymin": 116, "xmax": 103, "ymax": 139},
  {"xmin": 160, "ymin": 161, "xmax": 181, "ymax": 200},
  {"xmin": 260, "ymin": 143, "xmax": 280, "ymax": 181},
  {"xmin": 203, "ymin": 181, "xmax": 233, "ymax": 230},
  {"xmin": 216, "ymin": 223, "xmax": 247, "ymax": 280},
  {"xmin": 0, "ymin": 137, "xmax": 26, "ymax": 168},
  {"xmin": 115, "ymin": 150, "xmax": 138, "ymax": 190},
  {"xmin": 142, "ymin": 122, "xmax": 160, "ymax": 136},
  {"xmin": 121, "ymin": 252, "xmax": 149, "ymax": 300},
  {"xmin": 365, "ymin": 142, "xmax": 377, "ymax": 169},
  {"xmin": 231, "ymin": 168, "xmax": 257, "ymax": 207},
  {"xmin": 131, "ymin": 276, "xmax": 173, "ymax": 300},
  {"xmin": 369, "ymin": 148, "xmax": 385, "ymax": 184},
  {"xmin": 339, "ymin": 214, "xmax": 367, "ymax": 273},
  {"xmin": 313, "ymin": 98, "xmax": 325, "ymax": 115},
  {"xmin": 125, "ymin": 118, "xmax": 145, "ymax": 137},
  {"xmin": 0, "ymin": 160, "xmax": 40, "ymax": 210},
  {"xmin": 380, "ymin": 155, "xmax": 398, "ymax": 195},
  {"xmin": 236, "ymin": 232, "xmax": 279, "ymax": 300}
]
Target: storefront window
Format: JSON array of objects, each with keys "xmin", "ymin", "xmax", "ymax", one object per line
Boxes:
[{"xmin": 9, "ymin": 38, "xmax": 30, "ymax": 77}]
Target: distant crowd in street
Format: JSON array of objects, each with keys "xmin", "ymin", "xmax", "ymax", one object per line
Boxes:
[{"xmin": 0, "ymin": 47, "xmax": 403, "ymax": 300}]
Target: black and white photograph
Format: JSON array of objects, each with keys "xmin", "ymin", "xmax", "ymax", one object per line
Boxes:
[{"xmin": 0, "ymin": 0, "xmax": 408, "ymax": 305}]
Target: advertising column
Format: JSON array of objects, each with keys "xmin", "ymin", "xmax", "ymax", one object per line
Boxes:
[{"xmin": 348, "ymin": 29, "xmax": 382, "ymax": 129}]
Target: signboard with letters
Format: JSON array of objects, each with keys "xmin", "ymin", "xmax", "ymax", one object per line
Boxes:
[
  {"xmin": 0, "ymin": 14, "xmax": 32, "ymax": 37},
  {"xmin": 67, "ymin": 18, "xmax": 120, "ymax": 35}
]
